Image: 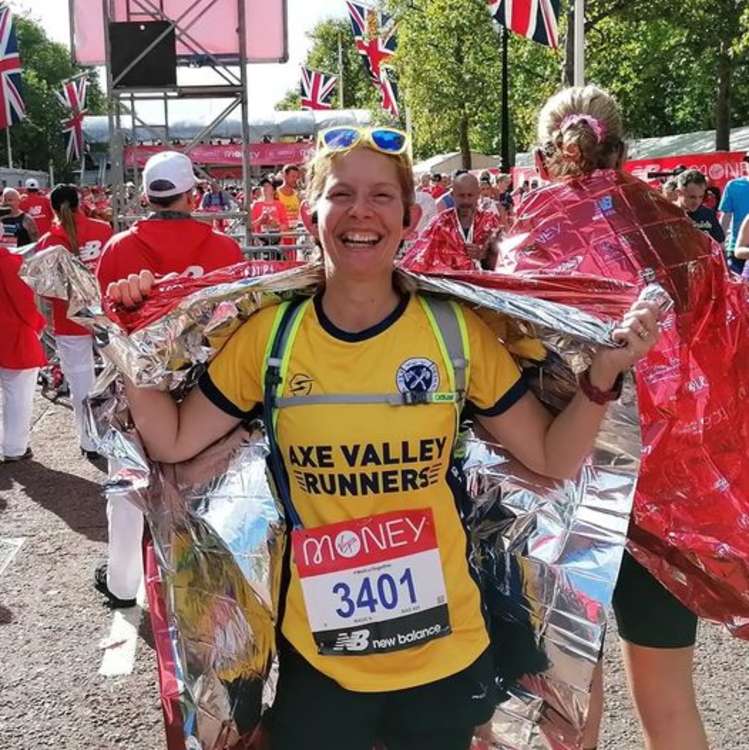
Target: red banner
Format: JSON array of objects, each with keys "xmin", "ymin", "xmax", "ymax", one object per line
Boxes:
[
  {"xmin": 123, "ymin": 142, "xmax": 315, "ymax": 169},
  {"xmin": 512, "ymin": 152, "xmax": 749, "ymax": 192},
  {"xmin": 624, "ymin": 151, "xmax": 749, "ymax": 190}
]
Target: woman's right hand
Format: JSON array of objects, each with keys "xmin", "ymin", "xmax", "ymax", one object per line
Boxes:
[{"xmin": 106, "ymin": 269, "xmax": 156, "ymax": 308}]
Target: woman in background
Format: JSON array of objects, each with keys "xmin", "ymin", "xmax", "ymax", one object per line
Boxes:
[
  {"xmin": 526, "ymin": 85, "xmax": 709, "ymax": 750},
  {"xmin": 36, "ymin": 184, "xmax": 113, "ymax": 459}
]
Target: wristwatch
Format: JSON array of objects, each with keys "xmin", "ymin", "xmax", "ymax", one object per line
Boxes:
[{"xmin": 579, "ymin": 368, "xmax": 623, "ymax": 405}]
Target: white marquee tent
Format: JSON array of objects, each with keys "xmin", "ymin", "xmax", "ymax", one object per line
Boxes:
[{"xmin": 413, "ymin": 151, "xmax": 500, "ymax": 175}]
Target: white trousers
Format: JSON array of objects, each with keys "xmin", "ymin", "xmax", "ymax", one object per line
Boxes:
[
  {"xmin": 55, "ymin": 334, "xmax": 97, "ymax": 452},
  {"xmin": 106, "ymin": 459, "xmax": 144, "ymax": 600},
  {"xmin": 0, "ymin": 367, "xmax": 38, "ymax": 457}
]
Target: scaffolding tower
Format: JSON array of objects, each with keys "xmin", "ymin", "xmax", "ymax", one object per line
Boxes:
[{"xmin": 71, "ymin": 0, "xmax": 288, "ymax": 246}]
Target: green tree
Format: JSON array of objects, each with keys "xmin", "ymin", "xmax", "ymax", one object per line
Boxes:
[
  {"xmin": 275, "ymin": 18, "xmax": 380, "ymax": 112},
  {"xmin": 278, "ymin": 2, "xmax": 749, "ymax": 163},
  {"xmin": 671, "ymin": 0, "xmax": 747, "ymax": 149},
  {"xmin": 503, "ymin": 30, "xmax": 558, "ymax": 154},
  {"xmin": 389, "ymin": 0, "xmax": 510, "ymax": 167},
  {"xmin": 275, "ymin": 87, "xmax": 301, "ymax": 111},
  {"xmin": 513, "ymin": 0, "xmax": 749, "ymax": 152},
  {"xmin": 567, "ymin": 0, "xmax": 749, "ymax": 148},
  {"xmin": 10, "ymin": 15, "xmax": 105, "ymax": 179}
]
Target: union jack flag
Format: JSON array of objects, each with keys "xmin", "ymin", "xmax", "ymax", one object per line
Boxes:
[
  {"xmin": 300, "ymin": 67, "xmax": 337, "ymax": 110},
  {"xmin": 346, "ymin": 2, "xmax": 399, "ymax": 117},
  {"xmin": 0, "ymin": 6, "xmax": 25, "ymax": 130},
  {"xmin": 56, "ymin": 75, "xmax": 88, "ymax": 163},
  {"xmin": 377, "ymin": 71, "xmax": 399, "ymax": 119},
  {"xmin": 487, "ymin": 0, "xmax": 560, "ymax": 49}
]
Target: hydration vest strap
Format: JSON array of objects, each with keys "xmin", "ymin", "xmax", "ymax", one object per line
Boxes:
[
  {"xmin": 417, "ymin": 295, "xmax": 471, "ymax": 440},
  {"xmin": 263, "ymin": 297, "xmax": 311, "ymax": 529},
  {"xmin": 274, "ymin": 391, "xmax": 462, "ymax": 408}
]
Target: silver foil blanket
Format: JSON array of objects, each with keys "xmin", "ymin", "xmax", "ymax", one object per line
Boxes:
[{"xmin": 21, "ymin": 247, "xmax": 643, "ymax": 750}]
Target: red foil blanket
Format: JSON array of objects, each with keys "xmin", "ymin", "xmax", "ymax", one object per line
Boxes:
[
  {"xmin": 401, "ymin": 207, "xmax": 503, "ymax": 271},
  {"xmin": 485, "ymin": 169, "xmax": 749, "ymax": 636},
  {"xmin": 103, "ymin": 260, "xmax": 304, "ymax": 333}
]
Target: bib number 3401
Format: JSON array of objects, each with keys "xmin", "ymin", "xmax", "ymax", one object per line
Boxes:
[
  {"xmin": 292, "ymin": 508, "xmax": 451, "ymax": 656},
  {"xmin": 333, "ymin": 568, "xmax": 417, "ymax": 618}
]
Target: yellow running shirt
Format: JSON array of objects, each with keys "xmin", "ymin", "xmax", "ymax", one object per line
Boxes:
[
  {"xmin": 275, "ymin": 187, "xmax": 300, "ymax": 222},
  {"xmin": 200, "ymin": 293, "xmax": 527, "ymax": 692}
]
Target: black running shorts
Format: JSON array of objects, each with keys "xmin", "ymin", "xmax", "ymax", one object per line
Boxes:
[
  {"xmin": 612, "ymin": 551, "xmax": 698, "ymax": 649},
  {"xmin": 266, "ymin": 643, "xmax": 496, "ymax": 750}
]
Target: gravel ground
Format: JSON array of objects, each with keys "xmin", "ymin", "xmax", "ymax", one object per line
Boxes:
[{"xmin": 1, "ymin": 395, "xmax": 746, "ymax": 749}]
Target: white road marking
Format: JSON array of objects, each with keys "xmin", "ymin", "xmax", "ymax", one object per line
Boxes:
[
  {"xmin": 98, "ymin": 580, "xmax": 147, "ymax": 677},
  {"xmin": 0, "ymin": 537, "xmax": 25, "ymax": 576},
  {"xmin": 99, "ymin": 606, "xmax": 142, "ymax": 677}
]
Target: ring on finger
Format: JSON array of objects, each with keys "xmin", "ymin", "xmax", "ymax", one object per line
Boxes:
[{"xmin": 637, "ymin": 328, "xmax": 649, "ymax": 340}]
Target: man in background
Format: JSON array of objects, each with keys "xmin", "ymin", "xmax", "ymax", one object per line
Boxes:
[
  {"xmin": 94, "ymin": 151, "xmax": 243, "ymax": 609},
  {"xmin": 20, "ymin": 178, "xmax": 53, "ymax": 236},
  {"xmin": 200, "ymin": 178, "xmax": 234, "ymax": 232},
  {"xmin": 676, "ymin": 169, "xmax": 724, "ymax": 244},
  {"xmin": 719, "ymin": 170, "xmax": 749, "ymax": 274},
  {"xmin": 402, "ymin": 172, "xmax": 503, "ymax": 271},
  {"xmin": 275, "ymin": 164, "xmax": 302, "ymax": 226},
  {"xmin": 1, "ymin": 188, "xmax": 38, "ymax": 247}
]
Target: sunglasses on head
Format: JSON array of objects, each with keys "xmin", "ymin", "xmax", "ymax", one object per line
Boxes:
[{"xmin": 317, "ymin": 127, "xmax": 409, "ymax": 156}]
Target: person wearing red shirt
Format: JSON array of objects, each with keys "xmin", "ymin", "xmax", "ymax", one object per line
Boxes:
[
  {"xmin": 36, "ymin": 184, "xmax": 113, "ymax": 458},
  {"xmin": 97, "ymin": 158, "xmax": 243, "ymax": 290},
  {"xmin": 429, "ymin": 173, "xmax": 446, "ymax": 200},
  {"xmin": 19, "ymin": 178, "xmax": 53, "ymax": 236},
  {"xmin": 94, "ymin": 151, "xmax": 244, "ymax": 608},
  {"xmin": 0, "ymin": 245, "xmax": 46, "ymax": 461},
  {"xmin": 250, "ymin": 176, "xmax": 289, "ymax": 251}
]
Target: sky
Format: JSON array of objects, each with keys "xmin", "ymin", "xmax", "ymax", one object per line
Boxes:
[{"xmin": 16, "ymin": 0, "xmax": 347, "ymax": 116}]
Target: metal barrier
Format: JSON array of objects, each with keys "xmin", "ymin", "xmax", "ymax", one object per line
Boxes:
[
  {"xmin": 112, "ymin": 208, "xmax": 317, "ymax": 261},
  {"xmin": 243, "ymin": 229, "xmax": 317, "ymax": 261}
]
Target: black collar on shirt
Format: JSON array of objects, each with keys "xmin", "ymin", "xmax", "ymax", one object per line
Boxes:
[{"xmin": 313, "ymin": 291, "xmax": 409, "ymax": 343}]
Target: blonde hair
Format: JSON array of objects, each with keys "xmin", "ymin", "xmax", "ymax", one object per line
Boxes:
[
  {"xmin": 537, "ymin": 85, "xmax": 624, "ymax": 179},
  {"xmin": 305, "ymin": 143, "xmax": 416, "ymax": 224}
]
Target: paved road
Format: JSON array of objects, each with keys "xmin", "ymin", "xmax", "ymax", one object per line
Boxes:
[{"xmin": 1, "ymin": 397, "xmax": 746, "ymax": 749}]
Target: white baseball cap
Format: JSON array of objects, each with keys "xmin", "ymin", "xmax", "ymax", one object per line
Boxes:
[
  {"xmin": 25, "ymin": 178, "xmax": 39, "ymax": 189},
  {"xmin": 142, "ymin": 151, "xmax": 197, "ymax": 198}
]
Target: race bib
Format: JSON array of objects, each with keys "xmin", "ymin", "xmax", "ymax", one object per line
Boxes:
[{"xmin": 292, "ymin": 508, "xmax": 451, "ymax": 655}]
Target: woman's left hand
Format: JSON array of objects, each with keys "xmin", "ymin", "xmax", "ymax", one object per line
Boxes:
[{"xmin": 589, "ymin": 299, "xmax": 662, "ymax": 388}]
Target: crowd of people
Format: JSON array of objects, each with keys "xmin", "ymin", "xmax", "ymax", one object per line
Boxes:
[{"xmin": 1, "ymin": 83, "xmax": 749, "ymax": 750}]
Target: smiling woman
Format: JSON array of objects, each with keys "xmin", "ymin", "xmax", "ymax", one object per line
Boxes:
[{"xmin": 107, "ymin": 127, "xmax": 663, "ymax": 750}]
